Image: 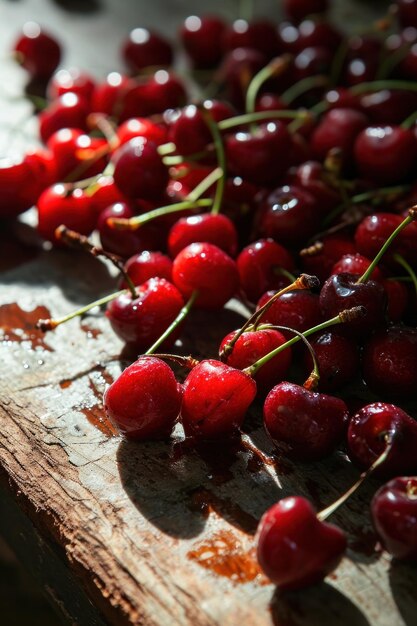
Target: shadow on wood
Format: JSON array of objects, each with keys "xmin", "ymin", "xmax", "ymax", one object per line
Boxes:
[{"xmin": 389, "ymin": 561, "xmax": 417, "ymax": 626}]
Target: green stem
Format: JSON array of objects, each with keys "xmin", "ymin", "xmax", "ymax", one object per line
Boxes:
[
  {"xmin": 157, "ymin": 142, "xmax": 177, "ymax": 156},
  {"xmin": 110, "ymin": 198, "xmax": 213, "ymax": 230},
  {"xmin": 392, "ymin": 253, "xmax": 417, "ymax": 294},
  {"xmin": 145, "ymin": 291, "xmax": 198, "ymax": 355},
  {"xmin": 281, "ymin": 75, "xmax": 329, "ymax": 105},
  {"xmin": 358, "ymin": 209, "xmax": 416, "ymax": 284},
  {"xmin": 402, "ymin": 110, "xmax": 417, "ymax": 129},
  {"xmin": 246, "ymin": 57, "xmax": 290, "ymax": 115},
  {"xmin": 350, "ymin": 79, "xmax": 417, "ymax": 96},
  {"xmin": 202, "ymin": 113, "xmax": 226, "ymax": 215},
  {"xmin": 329, "ymin": 38, "xmax": 350, "ymax": 87},
  {"xmin": 36, "ymin": 290, "xmax": 126, "ymax": 332},
  {"xmin": 218, "ymin": 109, "xmax": 308, "ymax": 131}
]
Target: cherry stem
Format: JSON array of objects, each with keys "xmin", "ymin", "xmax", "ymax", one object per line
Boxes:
[
  {"xmin": 376, "ymin": 42, "xmax": 413, "ymax": 81},
  {"xmin": 358, "ymin": 206, "xmax": 417, "ymax": 284},
  {"xmin": 186, "ymin": 166, "xmax": 223, "ymax": 201},
  {"xmin": 246, "ymin": 55, "xmax": 292, "ymax": 115},
  {"xmin": 393, "ymin": 253, "xmax": 417, "ymax": 294},
  {"xmin": 220, "ymin": 275, "xmax": 317, "ymax": 361},
  {"xmin": 36, "ymin": 289, "xmax": 127, "ymax": 332},
  {"xmin": 350, "ymin": 79, "xmax": 417, "ymax": 96},
  {"xmin": 218, "ymin": 109, "xmax": 309, "ymax": 131},
  {"xmin": 281, "ymin": 75, "xmax": 329, "ymax": 105},
  {"xmin": 317, "ymin": 434, "xmax": 395, "ymax": 522},
  {"xmin": 239, "ymin": 431, "xmax": 282, "ymax": 488},
  {"xmin": 54, "ymin": 225, "xmax": 137, "ymax": 298},
  {"xmin": 145, "ymin": 290, "xmax": 198, "ymax": 355},
  {"xmin": 402, "ymin": 110, "xmax": 417, "ymax": 129},
  {"xmin": 157, "ymin": 141, "xmax": 177, "ymax": 156},
  {"xmin": 202, "ymin": 111, "xmax": 226, "ymax": 215},
  {"xmin": 87, "ymin": 113, "xmax": 120, "ymax": 150},
  {"xmin": 108, "ymin": 198, "xmax": 213, "ymax": 231},
  {"xmin": 146, "ymin": 353, "xmax": 199, "ymax": 369},
  {"xmin": 272, "ymin": 266, "xmax": 297, "ymax": 282},
  {"xmin": 243, "ymin": 305, "xmax": 365, "ymax": 377}
]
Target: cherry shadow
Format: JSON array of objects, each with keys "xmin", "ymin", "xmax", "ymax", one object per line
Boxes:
[
  {"xmin": 270, "ymin": 581, "xmax": 371, "ymax": 626},
  {"xmin": 389, "ymin": 560, "xmax": 417, "ymax": 626}
]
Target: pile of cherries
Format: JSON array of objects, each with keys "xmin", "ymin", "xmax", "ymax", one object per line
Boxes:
[{"xmin": 4, "ymin": 0, "xmax": 417, "ymax": 592}]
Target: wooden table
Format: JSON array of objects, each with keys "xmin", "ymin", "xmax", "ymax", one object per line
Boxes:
[{"xmin": 1, "ymin": 1, "xmax": 416, "ymax": 625}]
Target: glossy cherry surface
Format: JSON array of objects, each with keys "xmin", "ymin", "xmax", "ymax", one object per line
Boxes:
[
  {"xmin": 303, "ymin": 331, "xmax": 359, "ymax": 392},
  {"xmin": 37, "ymin": 184, "xmax": 96, "ymax": 244},
  {"xmin": 181, "ymin": 15, "xmax": 226, "ymax": 68},
  {"xmin": 112, "ymin": 137, "xmax": 168, "ymax": 200},
  {"xmin": 122, "ymin": 28, "xmax": 173, "ymax": 71},
  {"xmin": 14, "ymin": 22, "xmax": 61, "ymax": 80},
  {"xmin": 168, "ymin": 213, "xmax": 238, "ymax": 258}
]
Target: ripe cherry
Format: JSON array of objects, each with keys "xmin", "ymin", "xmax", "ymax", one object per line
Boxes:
[
  {"xmin": 39, "ymin": 92, "xmax": 90, "ymax": 144},
  {"xmin": 331, "ymin": 253, "xmax": 383, "ymax": 282},
  {"xmin": 168, "ymin": 213, "xmax": 238, "ymax": 258},
  {"xmin": 180, "ymin": 15, "xmax": 226, "ymax": 68},
  {"xmin": 222, "ymin": 19, "xmax": 280, "ymax": 59},
  {"xmin": 355, "ymin": 213, "xmax": 416, "ymax": 267},
  {"xmin": 122, "ymin": 28, "xmax": 173, "ymax": 72},
  {"xmin": 371, "ymin": 477, "xmax": 417, "ymax": 562},
  {"xmin": 303, "ymin": 331, "xmax": 359, "ymax": 392},
  {"xmin": 13, "ymin": 22, "xmax": 61, "ymax": 81},
  {"xmin": 91, "ymin": 72, "xmax": 138, "ymax": 119},
  {"xmin": 287, "ymin": 160, "xmax": 341, "ymax": 216},
  {"xmin": 46, "ymin": 128, "xmax": 107, "ymax": 181},
  {"xmin": 311, "ymin": 108, "xmax": 369, "ymax": 169},
  {"xmin": 140, "ymin": 70, "xmax": 187, "ymax": 115},
  {"xmin": 220, "ymin": 47, "xmax": 267, "ymax": 109},
  {"xmin": 104, "ymin": 357, "xmax": 181, "ymax": 440},
  {"xmin": 264, "ymin": 381, "xmax": 349, "ymax": 461},
  {"xmin": 256, "ymin": 496, "xmax": 346, "ymax": 589},
  {"xmin": 257, "ymin": 289, "xmax": 322, "ymax": 338},
  {"xmin": 359, "ymin": 89, "xmax": 417, "ymax": 125},
  {"xmin": 383, "ymin": 279, "xmax": 409, "ymax": 322},
  {"xmin": 89, "ymin": 175, "xmax": 128, "ymax": 218},
  {"xmin": 37, "ymin": 184, "xmax": 96, "ymax": 244},
  {"xmin": 117, "ymin": 117, "xmax": 167, "ymax": 146},
  {"xmin": 47, "ymin": 67, "xmax": 95, "ymax": 104},
  {"xmin": 123, "ymin": 250, "xmax": 173, "ymax": 286},
  {"xmin": 98, "ymin": 203, "xmax": 162, "ymax": 258},
  {"xmin": 180, "ymin": 359, "xmax": 257, "ymax": 439},
  {"xmin": 172, "ymin": 242, "xmax": 239, "ymax": 309},
  {"xmin": 348, "ymin": 403, "xmax": 417, "ymax": 478},
  {"xmin": 168, "ymin": 102, "xmax": 232, "ymax": 157},
  {"xmin": 106, "ymin": 277, "xmax": 184, "ymax": 351},
  {"xmin": 397, "ymin": 0, "xmax": 417, "ymax": 28},
  {"xmin": 112, "ymin": 137, "xmax": 168, "ymax": 201},
  {"xmin": 300, "ymin": 234, "xmax": 357, "ymax": 283}
]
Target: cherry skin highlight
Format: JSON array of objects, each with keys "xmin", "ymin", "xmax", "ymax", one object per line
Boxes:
[
  {"xmin": 112, "ymin": 137, "xmax": 168, "ymax": 201},
  {"xmin": 104, "ymin": 357, "xmax": 181, "ymax": 440},
  {"xmin": 123, "ymin": 250, "xmax": 173, "ymax": 286},
  {"xmin": 168, "ymin": 213, "xmax": 238, "ymax": 258},
  {"xmin": 13, "ymin": 22, "xmax": 61, "ymax": 81},
  {"xmin": 37, "ymin": 184, "xmax": 96, "ymax": 244}
]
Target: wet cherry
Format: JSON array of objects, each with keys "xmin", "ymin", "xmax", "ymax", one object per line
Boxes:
[
  {"xmin": 168, "ymin": 213, "xmax": 238, "ymax": 258},
  {"xmin": 112, "ymin": 137, "xmax": 168, "ymax": 201}
]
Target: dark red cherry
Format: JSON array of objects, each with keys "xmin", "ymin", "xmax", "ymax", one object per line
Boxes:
[
  {"xmin": 264, "ymin": 381, "xmax": 348, "ymax": 461},
  {"xmin": 123, "ymin": 250, "xmax": 173, "ymax": 286},
  {"xmin": 168, "ymin": 103, "xmax": 230, "ymax": 157},
  {"xmin": 220, "ymin": 329, "xmax": 292, "ymax": 394},
  {"xmin": 293, "ymin": 46, "xmax": 333, "ymax": 85},
  {"xmin": 354, "ymin": 126, "xmax": 417, "ymax": 184},
  {"xmin": 343, "ymin": 56, "xmax": 378, "ymax": 87},
  {"xmin": 180, "ymin": 359, "xmax": 257, "ymax": 439},
  {"xmin": 122, "ymin": 28, "xmax": 173, "ymax": 72},
  {"xmin": 257, "ymin": 289, "xmax": 322, "ymax": 337},
  {"xmin": 288, "ymin": 161, "xmax": 341, "ymax": 217},
  {"xmin": 37, "ymin": 184, "xmax": 96, "ymax": 244},
  {"xmin": 256, "ymin": 496, "xmax": 346, "ymax": 589},
  {"xmin": 168, "ymin": 213, "xmax": 238, "ymax": 258},
  {"xmin": 106, "ymin": 277, "xmax": 184, "ymax": 350},
  {"xmin": 311, "ymin": 108, "xmax": 369, "ymax": 169},
  {"xmin": 371, "ymin": 476, "xmax": 417, "ymax": 562},
  {"xmin": 98, "ymin": 203, "xmax": 162, "ymax": 258},
  {"xmin": 324, "ymin": 87, "xmax": 363, "ymax": 111},
  {"xmin": 172, "ymin": 242, "xmax": 239, "ymax": 309},
  {"xmin": 222, "ymin": 19, "xmax": 280, "ymax": 59},
  {"xmin": 348, "ymin": 403, "xmax": 417, "ymax": 478},
  {"xmin": 91, "ymin": 72, "xmax": 137, "ymax": 119},
  {"xmin": 225, "ymin": 122, "xmax": 292, "ymax": 186},
  {"xmin": 104, "ymin": 357, "xmax": 181, "ymax": 440},
  {"xmin": 90, "ymin": 175, "xmax": 128, "ymax": 218},
  {"xmin": 112, "ymin": 137, "xmax": 168, "ymax": 201},
  {"xmin": 283, "ymin": 0, "xmax": 328, "ymax": 22},
  {"xmin": 331, "ymin": 253, "xmax": 383, "ymax": 283},
  {"xmin": 140, "ymin": 70, "xmax": 187, "ymax": 115},
  {"xmin": 303, "ymin": 331, "xmax": 359, "ymax": 392},
  {"xmin": 383, "ymin": 279, "xmax": 409, "ymax": 323},
  {"xmin": 255, "ymin": 93, "xmax": 287, "ymax": 115},
  {"xmin": 257, "ymin": 184, "xmax": 318, "ymax": 248},
  {"xmin": 277, "ymin": 18, "xmax": 341, "ymax": 54},
  {"xmin": 359, "ymin": 90, "xmax": 417, "ymax": 125},
  {"xmin": 117, "ymin": 117, "xmax": 167, "ymax": 146},
  {"xmin": 13, "ymin": 22, "xmax": 61, "ymax": 81},
  {"xmin": 319, "ymin": 273, "xmax": 387, "ymax": 338},
  {"xmin": 220, "ymin": 47, "xmax": 267, "ymax": 109},
  {"xmin": 354, "ymin": 213, "xmax": 415, "ymax": 266},
  {"xmin": 46, "ymin": 128, "xmax": 107, "ymax": 181},
  {"xmin": 181, "ymin": 15, "xmax": 226, "ymax": 68},
  {"xmin": 237, "ymin": 239, "xmax": 295, "ymax": 303},
  {"xmin": 39, "ymin": 93, "xmax": 90, "ymax": 144},
  {"xmin": 397, "ymin": 0, "xmax": 417, "ymax": 28},
  {"xmin": 300, "ymin": 234, "xmax": 357, "ymax": 283},
  {"xmin": 362, "ymin": 326, "xmax": 417, "ymax": 399},
  {"xmin": 47, "ymin": 67, "xmax": 95, "ymax": 104}
]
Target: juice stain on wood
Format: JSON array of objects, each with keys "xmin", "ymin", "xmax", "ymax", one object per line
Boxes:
[
  {"xmin": 79, "ymin": 373, "xmax": 118, "ymax": 437},
  {"xmin": 0, "ymin": 303, "xmax": 52, "ymax": 351}
]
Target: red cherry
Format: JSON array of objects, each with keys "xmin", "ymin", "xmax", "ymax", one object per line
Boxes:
[
  {"xmin": 383, "ymin": 278, "xmax": 409, "ymax": 322},
  {"xmin": 123, "ymin": 251, "xmax": 173, "ymax": 286},
  {"xmin": 362, "ymin": 326, "xmax": 417, "ymax": 399},
  {"xmin": 287, "ymin": 160, "xmax": 341, "ymax": 216},
  {"xmin": 104, "ymin": 357, "xmax": 181, "ymax": 440},
  {"xmin": 168, "ymin": 213, "xmax": 238, "ymax": 258},
  {"xmin": 122, "ymin": 28, "xmax": 173, "ymax": 72},
  {"xmin": 98, "ymin": 203, "xmax": 162, "ymax": 258},
  {"xmin": 354, "ymin": 125, "xmax": 417, "ymax": 184},
  {"xmin": 222, "ymin": 19, "xmax": 280, "ymax": 59},
  {"xmin": 293, "ymin": 46, "xmax": 333, "ymax": 87},
  {"xmin": 37, "ymin": 184, "xmax": 96, "ymax": 244},
  {"xmin": 112, "ymin": 137, "xmax": 168, "ymax": 201},
  {"xmin": 91, "ymin": 72, "xmax": 138, "ymax": 119},
  {"xmin": 311, "ymin": 107, "xmax": 369, "ymax": 169},
  {"xmin": 300, "ymin": 234, "xmax": 357, "ymax": 283},
  {"xmin": 257, "ymin": 289, "xmax": 322, "ymax": 337},
  {"xmin": 47, "ymin": 67, "xmax": 95, "ymax": 104},
  {"xmin": 181, "ymin": 15, "xmax": 226, "ymax": 68},
  {"xmin": 46, "ymin": 128, "xmax": 107, "ymax": 181},
  {"xmin": 303, "ymin": 331, "xmax": 360, "ymax": 392},
  {"xmin": 355, "ymin": 213, "xmax": 416, "ymax": 266},
  {"xmin": 277, "ymin": 18, "xmax": 341, "ymax": 54},
  {"xmin": 220, "ymin": 47, "xmax": 267, "ymax": 109},
  {"xmin": 371, "ymin": 476, "xmax": 417, "ymax": 562},
  {"xmin": 90, "ymin": 175, "xmax": 128, "ymax": 218},
  {"xmin": 397, "ymin": 0, "xmax": 417, "ymax": 28},
  {"xmin": 180, "ymin": 359, "xmax": 257, "ymax": 439},
  {"xmin": 39, "ymin": 92, "xmax": 90, "ymax": 144},
  {"xmin": 172, "ymin": 242, "xmax": 239, "ymax": 309},
  {"xmin": 237, "ymin": 239, "xmax": 295, "ymax": 303},
  {"xmin": 264, "ymin": 381, "xmax": 349, "ymax": 461},
  {"xmin": 106, "ymin": 277, "xmax": 184, "ymax": 350},
  {"xmin": 220, "ymin": 328, "xmax": 292, "ymax": 394},
  {"xmin": 13, "ymin": 22, "xmax": 61, "ymax": 81},
  {"xmin": 331, "ymin": 253, "xmax": 384, "ymax": 283},
  {"xmin": 256, "ymin": 496, "xmax": 346, "ymax": 589},
  {"xmin": 359, "ymin": 89, "xmax": 417, "ymax": 125},
  {"xmin": 117, "ymin": 117, "xmax": 167, "ymax": 146},
  {"xmin": 283, "ymin": 0, "xmax": 329, "ymax": 23},
  {"xmin": 168, "ymin": 102, "xmax": 232, "ymax": 157},
  {"xmin": 140, "ymin": 70, "xmax": 187, "ymax": 115},
  {"xmin": 348, "ymin": 403, "xmax": 417, "ymax": 478}
]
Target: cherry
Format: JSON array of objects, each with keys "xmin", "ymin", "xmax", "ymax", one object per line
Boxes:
[
  {"xmin": 168, "ymin": 213, "xmax": 238, "ymax": 258},
  {"xmin": 256, "ymin": 496, "xmax": 346, "ymax": 589},
  {"xmin": 264, "ymin": 381, "xmax": 349, "ymax": 461},
  {"xmin": 237, "ymin": 239, "xmax": 295, "ymax": 303},
  {"xmin": 371, "ymin": 476, "xmax": 417, "ymax": 562},
  {"xmin": 13, "ymin": 22, "xmax": 61, "ymax": 81},
  {"xmin": 172, "ymin": 242, "xmax": 239, "ymax": 309},
  {"xmin": 98, "ymin": 203, "xmax": 162, "ymax": 258},
  {"xmin": 122, "ymin": 28, "xmax": 173, "ymax": 72},
  {"xmin": 383, "ymin": 278, "xmax": 409, "ymax": 322},
  {"xmin": 255, "ymin": 93, "xmax": 287, "ymax": 114},
  {"xmin": 225, "ymin": 122, "xmax": 292, "ymax": 186},
  {"xmin": 180, "ymin": 15, "xmax": 226, "ymax": 68},
  {"xmin": 220, "ymin": 328, "xmax": 292, "ymax": 394},
  {"xmin": 123, "ymin": 250, "xmax": 173, "ymax": 286},
  {"xmin": 323, "ymin": 87, "xmax": 363, "ymax": 111},
  {"xmin": 104, "ymin": 357, "xmax": 181, "ymax": 440},
  {"xmin": 106, "ymin": 277, "xmax": 184, "ymax": 350},
  {"xmin": 112, "ymin": 137, "xmax": 168, "ymax": 201},
  {"xmin": 91, "ymin": 72, "xmax": 138, "ymax": 119},
  {"xmin": 303, "ymin": 331, "xmax": 360, "ymax": 392},
  {"xmin": 39, "ymin": 93, "xmax": 90, "ymax": 144},
  {"xmin": 362, "ymin": 326, "xmax": 417, "ymax": 399},
  {"xmin": 117, "ymin": 117, "xmax": 167, "ymax": 146},
  {"xmin": 167, "ymin": 103, "xmax": 226, "ymax": 157},
  {"xmin": 220, "ymin": 47, "xmax": 268, "ymax": 109},
  {"xmin": 348, "ymin": 403, "xmax": 417, "ymax": 478},
  {"xmin": 343, "ymin": 55, "xmax": 379, "ymax": 87},
  {"xmin": 300, "ymin": 234, "xmax": 357, "ymax": 283},
  {"xmin": 287, "ymin": 160, "xmax": 341, "ymax": 216},
  {"xmin": 311, "ymin": 108, "xmax": 369, "ymax": 169},
  {"xmin": 355, "ymin": 213, "xmax": 415, "ymax": 266},
  {"xmin": 397, "ymin": 0, "xmax": 417, "ymax": 28},
  {"xmin": 139, "ymin": 70, "xmax": 187, "ymax": 115},
  {"xmin": 46, "ymin": 128, "xmax": 107, "ymax": 181},
  {"xmin": 257, "ymin": 184, "xmax": 319, "ymax": 247},
  {"xmin": 222, "ymin": 19, "xmax": 280, "ymax": 59},
  {"xmin": 47, "ymin": 67, "xmax": 95, "ymax": 104},
  {"xmin": 331, "ymin": 253, "xmax": 384, "ymax": 283},
  {"xmin": 37, "ymin": 184, "xmax": 96, "ymax": 244},
  {"xmin": 0, "ymin": 150, "xmax": 54, "ymax": 218},
  {"xmin": 293, "ymin": 46, "xmax": 333, "ymax": 87},
  {"xmin": 180, "ymin": 359, "xmax": 257, "ymax": 439},
  {"xmin": 359, "ymin": 90, "xmax": 417, "ymax": 125},
  {"xmin": 89, "ymin": 175, "xmax": 128, "ymax": 218},
  {"xmin": 257, "ymin": 290, "xmax": 322, "ymax": 338},
  {"xmin": 354, "ymin": 125, "xmax": 417, "ymax": 184},
  {"xmin": 283, "ymin": 0, "xmax": 328, "ymax": 22},
  {"xmin": 277, "ymin": 18, "xmax": 341, "ymax": 54}
]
